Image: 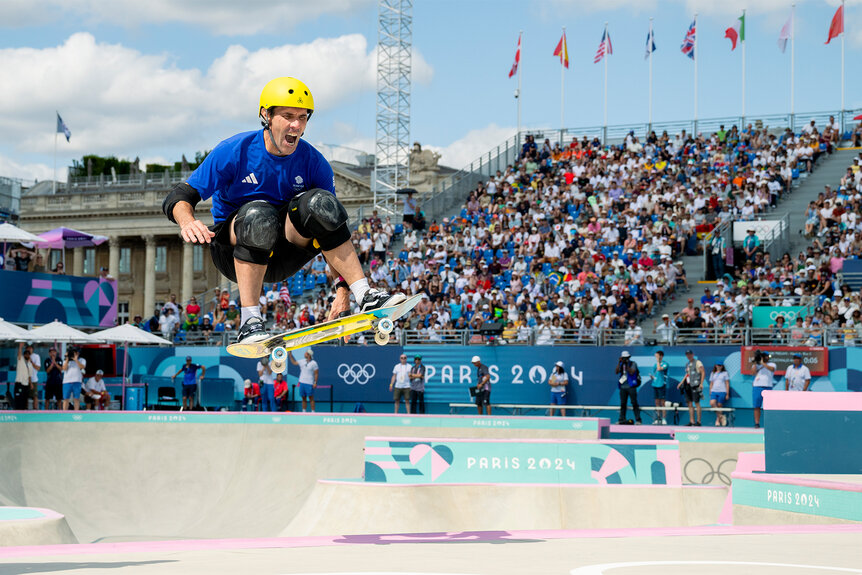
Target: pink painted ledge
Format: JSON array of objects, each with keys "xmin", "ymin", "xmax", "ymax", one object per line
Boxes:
[
  {"xmin": 365, "ymin": 436, "xmax": 678, "ymax": 445},
  {"xmin": 763, "ymin": 390, "xmax": 862, "ymax": 412},
  {"xmin": 319, "ymin": 479, "xmax": 723, "ymax": 489},
  {"xmin": 2, "ymin": 524, "xmax": 862, "ymax": 558}
]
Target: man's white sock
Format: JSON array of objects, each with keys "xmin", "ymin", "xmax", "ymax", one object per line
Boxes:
[
  {"xmin": 241, "ymin": 306, "xmax": 262, "ymax": 325},
  {"xmin": 350, "ymin": 278, "xmax": 370, "ymax": 302}
]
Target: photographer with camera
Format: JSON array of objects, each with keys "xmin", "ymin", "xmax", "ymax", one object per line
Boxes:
[
  {"xmin": 678, "ymin": 349, "xmax": 705, "ymax": 426},
  {"xmin": 61, "ymin": 347, "xmax": 86, "ymax": 411},
  {"xmin": 752, "ymin": 349, "xmax": 776, "ymax": 428},
  {"xmin": 615, "ymin": 351, "xmax": 642, "ymax": 425}
]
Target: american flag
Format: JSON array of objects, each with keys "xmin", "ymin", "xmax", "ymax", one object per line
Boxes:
[
  {"xmin": 594, "ymin": 28, "xmax": 612, "ymax": 64},
  {"xmin": 279, "ymin": 283, "xmax": 291, "ymax": 307},
  {"xmin": 681, "ymin": 19, "xmax": 696, "ymax": 59}
]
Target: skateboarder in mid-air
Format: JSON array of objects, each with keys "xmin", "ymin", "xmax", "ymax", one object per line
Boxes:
[{"xmin": 163, "ymin": 77, "xmax": 405, "ymax": 344}]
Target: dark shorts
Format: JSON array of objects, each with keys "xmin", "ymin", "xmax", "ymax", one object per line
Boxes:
[
  {"xmin": 45, "ymin": 382, "xmax": 63, "ymax": 402},
  {"xmin": 653, "ymin": 385, "xmax": 666, "ymax": 401},
  {"xmin": 182, "ymin": 383, "xmax": 197, "ymax": 399},
  {"xmin": 393, "ymin": 387, "xmax": 410, "ymax": 402},
  {"xmin": 684, "ymin": 385, "xmax": 703, "ymax": 403},
  {"xmin": 475, "ymin": 389, "xmax": 491, "ymax": 407},
  {"xmin": 209, "ymin": 205, "xmax": 319, "ymax": 284},
  {"xmin": 300, "ymin": 383, "xmax": 315, "ymax": 399},
  {"xmin": 550, "ymin": 392, "xmax": 566, "ymax": 405}
]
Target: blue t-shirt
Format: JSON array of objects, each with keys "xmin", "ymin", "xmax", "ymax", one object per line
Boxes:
[
  {"xmin": 187, "ymin": 130, "xmax": 336, "ymax": 224},
  {"xmin": 180, "ymin": 364, "xmax": 201, "ymax": 386},
  {"xmin": 652, "ymin": 361, "xmax": 668, "ymax": 388}
]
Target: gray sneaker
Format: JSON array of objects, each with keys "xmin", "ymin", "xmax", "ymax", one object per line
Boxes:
[{"xmin": 236, "ymin": 317, "xmax": 268, "ymax": 344}]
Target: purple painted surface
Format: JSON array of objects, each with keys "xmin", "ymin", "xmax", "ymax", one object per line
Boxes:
[{"xmin": 3, "ymin": 524, "xmax": 862, "ymax": 558}]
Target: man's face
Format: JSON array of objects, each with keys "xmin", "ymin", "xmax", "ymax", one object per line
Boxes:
[
  {"xmin": 793, "ymin": 357, "xmax": 802, "ymax": 366},
  {"xmin": 266, "ymin": 106, "xmax": 309, "ymax": 155}
]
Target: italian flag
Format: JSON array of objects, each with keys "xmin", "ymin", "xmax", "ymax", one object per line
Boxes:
[{"xmin": 725, "ymin": 13, "xmax": 745, "ymax": 51}]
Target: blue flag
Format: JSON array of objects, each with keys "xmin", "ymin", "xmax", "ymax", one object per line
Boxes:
[
  {"xmin": 56, "ymin": 112, "xmax": 71, "ymax": 142},
  {"xmin": 645, "ymin": 28, "xmax": 656, "ymax": 59}
]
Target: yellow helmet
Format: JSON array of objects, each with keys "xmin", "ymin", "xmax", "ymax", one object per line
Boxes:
[{"xmin": 259, "ymin": 77, "xmax": 314, "ymax": 121}]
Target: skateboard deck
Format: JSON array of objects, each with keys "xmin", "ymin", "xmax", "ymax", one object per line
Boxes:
[{"xmin": 226, "ymin": 293, "xmax": 422, "ymax": 359}]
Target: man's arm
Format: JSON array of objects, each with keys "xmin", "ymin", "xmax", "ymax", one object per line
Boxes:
[
  {"xmin": 288, "ymin": 352, "xmax": 298, "ymax": 366},
  {"xmin": 199, "ymin": 365, "xmax": 206, "ymax": 379},
  {"xmin": 171, "ymin": 367, "xmax": 183, "ymax": 380},
  {"xmin": 698, "ymin": 363, "xmax": 706, "ymax": 386},
  {"xmin": 164, "ymin": 183, "xmax": 214, "ymax": 244},
  {"xmin": 313, "ymin": 368, "xmax": 318, "ymax": 388}
]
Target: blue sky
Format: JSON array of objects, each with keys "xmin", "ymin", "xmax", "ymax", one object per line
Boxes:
[{"xmin": 0, "ymin": 0, "xmax": 859, "ymax": 183}]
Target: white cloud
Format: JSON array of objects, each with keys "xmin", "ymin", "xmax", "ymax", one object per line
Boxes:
[
  {"xmin": 0, "ymin": 0, "xmax": 375, "ymax": 35},
  {"xmin": 0, "ymin": 33, "xmax": 433, "ymax": 180},
  {"xmin": 0, "ymin": 155, "xmax": 55, "ymax": 184},
  {"xmin": 426, "ymin": 124, "xmax": 516, "ymax": 170}
]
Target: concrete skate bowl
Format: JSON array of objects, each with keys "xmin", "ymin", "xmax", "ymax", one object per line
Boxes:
[{"xmin": 0, "ymin": 413, "xmax": 611, "ymax": 543}]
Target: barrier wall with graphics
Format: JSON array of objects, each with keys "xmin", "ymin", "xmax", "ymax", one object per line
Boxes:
[
  {"xmin": 0, "ymin": 270, "xmax": 117, "ymax": 327},
  {"xmin": 3, "ymin": 344, "xmax": 860, "ymax": 420},
  {"xmin": 363, "ymin": 437, "xmax": 682, "ymax": 485}
]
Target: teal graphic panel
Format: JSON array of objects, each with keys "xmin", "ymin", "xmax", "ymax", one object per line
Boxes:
[
  {"xmin": 363, "ymin": 438, "xmax": 681, "ymax": 485},
  {"xmin": 733, "ymin": 477, "xmax": 862, "ymax": 522}
]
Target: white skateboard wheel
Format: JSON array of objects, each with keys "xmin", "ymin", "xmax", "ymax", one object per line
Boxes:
[
  {"xmin": 271, "ymin": 347, "xmax": 287, "ymax": 362},
  {"xmin": 271, "ymin": 359, "xmax": 286, "ymax": 374},
  {"xmin": 378, "ymin": 318, "xmax": 394, "ymax": 334},
  {"xmin": 374, "ymin": 331, "xmax": 389, "ymax": 346}
]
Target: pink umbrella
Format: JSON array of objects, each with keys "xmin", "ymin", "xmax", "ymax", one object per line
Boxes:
[
  {"xmin": 36, "ymin": 227, "xmax": 108, "ymax": 267},
  {"xmin": 37, "ymin": 227, "xmax": 108, "ymax": 249}
]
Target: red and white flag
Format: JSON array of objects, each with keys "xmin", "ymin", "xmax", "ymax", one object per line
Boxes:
[
  {"xmin": 778, "ymin": 11, "xmax": 792, "ymax": 53},
  {"xmin": 508, "ymin": 33, "xmax": 521, "ymax": 78},
  {"xmin": 594, "ymin": 28, "xmax": 612, "ymax": 64},
  {"xmin": 826, "ymin": 4, "xmax": 844, "ymax": 45}
]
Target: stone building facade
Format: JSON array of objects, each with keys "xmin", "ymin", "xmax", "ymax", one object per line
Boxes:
[{"xmin": 17, "ymin": 149, "xmax": 450, "ymax": 322}]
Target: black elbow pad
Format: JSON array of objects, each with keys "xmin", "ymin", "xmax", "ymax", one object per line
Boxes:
[{"xmin": 163, "ymin": 182, "xmax": 202, "ymax": 223}]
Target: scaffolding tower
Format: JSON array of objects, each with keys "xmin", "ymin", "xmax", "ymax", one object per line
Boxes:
[{"xmin": 373, "ymin": 0, "xmax": 412, "ymax": 217}]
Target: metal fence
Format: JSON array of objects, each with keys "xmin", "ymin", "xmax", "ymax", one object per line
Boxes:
[{"xmin": 166, "ymin": 324, "xmax": 861, "ymax": 348}]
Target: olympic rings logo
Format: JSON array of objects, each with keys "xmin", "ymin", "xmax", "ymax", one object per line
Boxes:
[
  {"xmin": 337, "ymin": 363, "xmax": 376, "ymax": 385},
  {"xmin": 683, "ymin": 457, "xmax": 737, "ymax": 486},
  {"xmin": 769, "ymin": 310, "xmax": 800, "ymax": 321}
]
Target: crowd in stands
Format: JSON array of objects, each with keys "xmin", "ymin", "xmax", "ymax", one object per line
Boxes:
[{"xmin": 136, "ymin": 118, "xmax": 862, "ymax": 346}]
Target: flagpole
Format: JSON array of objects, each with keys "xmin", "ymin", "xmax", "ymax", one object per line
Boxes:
[
  {"xmin": 649, "ymin": 17, "xmax": 653, "ymax": 129},
  {"xmin": 841, "ymin": 0, "xmax": 845, "ymax": 119},
  {"xmin": 53, "ymin": 126, "xmax": 57, "ymax": 195},
  {"xmin": 694, "ymin": 13, "xmax": 698, "ymax": 130},
  {"xmin": 741, "ymin": 9, "xmax": 746, "ymax": 122},
  {"xmin": 791, "ymin": 4, "xmax": 795, "ymax": 126},
  {"xmin": 603, "ymin": 22, "xmax": 609, "ymax": 139},
  {"xmin": 517, "ymin": 30, "xmax": 522, "ymax": 151},
  {"xmin": 561, "ymin": 27, "xmax": 565, "ymax": 140}
]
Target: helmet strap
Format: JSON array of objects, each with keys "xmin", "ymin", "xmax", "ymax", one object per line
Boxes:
[{"xmin": 261, "ymin": 108, "xmax": 283, "ymax": 155}]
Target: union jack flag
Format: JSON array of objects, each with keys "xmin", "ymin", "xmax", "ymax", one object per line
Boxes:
[
  {"xmin": 680, "ymin": 19, "xmax": 696, "ymax": 59},
  {"xmin": 594, "ymin": 28, "xmax": 613, "ymax": 64}
]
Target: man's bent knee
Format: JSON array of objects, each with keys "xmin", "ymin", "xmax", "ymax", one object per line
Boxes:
[
  {"xmin": 287, "ymin": 188, "xmax": 351, "ymax": 251},
  {"xmin": 233, "ymin": 200, "xmax": 279, "ymax": 265}
]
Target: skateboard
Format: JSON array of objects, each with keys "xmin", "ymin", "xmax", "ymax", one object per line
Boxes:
[{"xmin": 226, "ymin": 293, "xmax": 423, "ymax": 373}]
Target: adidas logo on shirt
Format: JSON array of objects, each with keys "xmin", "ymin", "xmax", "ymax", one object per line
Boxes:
[{"xmin": 242, "ymin": 173, "xmax": 259, "ymax": 184}]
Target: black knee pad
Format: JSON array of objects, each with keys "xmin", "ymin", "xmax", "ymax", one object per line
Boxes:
[
  {"xmin": 233, "ymin": 200, "xmax": 280, "ymax": 265},
  {"xmin": 288, "ymin": 188, "xmax": 351, "ymax": 251}
]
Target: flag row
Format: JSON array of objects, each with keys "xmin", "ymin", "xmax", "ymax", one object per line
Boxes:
[{"xmin": 508, "ymin": 3, "xmax": 845, "ymax": 75}]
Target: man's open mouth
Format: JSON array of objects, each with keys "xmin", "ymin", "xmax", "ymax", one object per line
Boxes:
[{"xmin": 286, "ymin": 134, "xmax": 298, "ymax": 146}]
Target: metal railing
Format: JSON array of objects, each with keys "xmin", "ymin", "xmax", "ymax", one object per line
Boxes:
[{"xmin": 147, "ymin": 322, "xmax": 862, "ymax": 348}]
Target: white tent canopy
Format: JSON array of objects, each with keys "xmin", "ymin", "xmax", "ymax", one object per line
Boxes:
[
  {"xmin": 0, "ymin": 318, "xmax": 29, "ymax": 341},
  {"xmin": 25, "ymin": 320, "xmax": 103, "ymax": 343},
  {"xmin": 0, "ymin": 222, "xmax": 45, "ymax": 244},
  {"xmin": 98, "ymin": 324, "xmax": 172, "ymax": 346}
]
